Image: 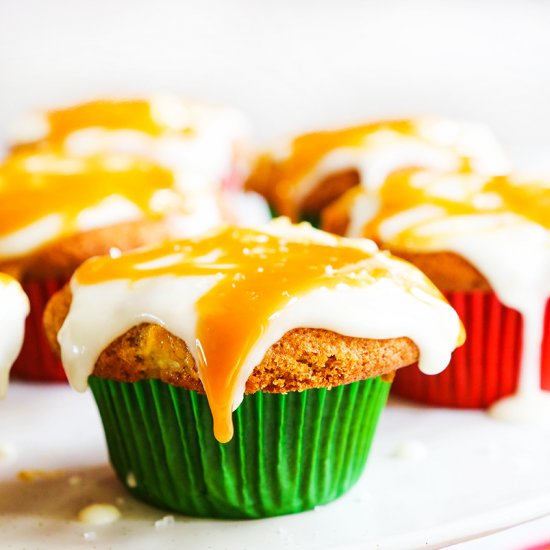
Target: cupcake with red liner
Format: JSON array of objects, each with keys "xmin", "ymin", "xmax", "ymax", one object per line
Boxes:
[
  {"xmin": 246, "ymin": 117, "xmax": 510, "ymax": 222},
  {"xmin": 1, "ymin": 98, "xmax": 268, "ymax": 383},
  {"xmin": 43, "ymin": 219, "xmax": 463, "ymax": 518},
  {"xmin": 0, "ymin": 273, "xmax": 29, "ymax": 396},
  {"xmin": 322, "ymin": 168, "xmax": 550, "ymax": 417}
]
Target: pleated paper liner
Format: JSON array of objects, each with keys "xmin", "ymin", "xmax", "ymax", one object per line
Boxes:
[
  {"xmin": 89, "ymin": 375, "xmax": 391, "ymax": 519},
  {"xmin": 393, "ymin": 292, "xmax": 550, "ymax": 408},
  {"xmin": 11, "ymin": 277, "xmax": 68, "ymax": 382}
]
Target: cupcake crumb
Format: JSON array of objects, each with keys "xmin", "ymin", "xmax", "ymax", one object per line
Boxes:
[
  {"xmin": 78, "ymin": 503, "xmax": 121, "ymax": 525},
  {"xmin": 83, "ymin": 531, "xmax": 97, "ymax": 542},
  {"xmin": 116, "ymin": 497, "xmax": 125, "ymax": 506},
  {"xmin": 154, "ymin": 515, "xmax": 175, "ymax": 529},
  {"xmin": 0, "ymin": 443, "xmax": 17, "ymax": 463},
  {"xmin": 391, "ymin": 440, "xmax": 428, "ymax": 460},
  {"xmin": 126, "ymin": 472, "xmax": 137, "ymax": 488}
]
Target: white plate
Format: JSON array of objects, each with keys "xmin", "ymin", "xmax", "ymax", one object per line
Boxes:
[{"xmin": 1, "ymin": 382, "xmax": 550, "ymax": 549}]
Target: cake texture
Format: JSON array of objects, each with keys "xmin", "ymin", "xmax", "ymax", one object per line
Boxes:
[{"xmin": 46, "ymin": 220, "xmax": 462, "ymax": 517}]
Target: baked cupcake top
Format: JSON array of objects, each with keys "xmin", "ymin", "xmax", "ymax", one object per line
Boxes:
[
  {"xmin": 52, "ymin": 219, "xmax": 463, "ymax": 442},
  {"xmin": 0, "ymin": 273, "xmax": 29, "ymax": 396},
  {"xmin": 323, "ymin": 169, "xmax": 550, "ymax": 418},
  {"xmin": 9, "ymin": 96, "xmax": 250, "ymax": 195},
  {"xmin": 246, "ymin": 117, "xmax": 510, "ymax": 219}
]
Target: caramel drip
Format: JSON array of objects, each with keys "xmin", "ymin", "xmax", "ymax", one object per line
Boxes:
[
  {"xmin": 362, "ymin": 170, "xmax": 550, "ymax": 246},
  {"xmin": 0, "ymin": 153, "xmax": 174, "ymax": 237},
  {"xmin": 75, "ymin": 226, "xmax": 444, "ymax": 443}
]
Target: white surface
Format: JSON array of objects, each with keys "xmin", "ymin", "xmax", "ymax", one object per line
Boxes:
[{"xmin": 2, "ymin": 383, "xmax": 550, "ymax": 549}]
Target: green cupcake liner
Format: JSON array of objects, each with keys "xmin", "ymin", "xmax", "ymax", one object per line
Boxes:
[{"xmin": 89, "ymin": 376, "xmax": 391, "ymax": 519}]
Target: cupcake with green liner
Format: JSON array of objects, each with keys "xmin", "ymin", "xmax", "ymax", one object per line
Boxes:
[{"xmin": 44, "ymin": 219, "xmax": 463, "ymax": 518}]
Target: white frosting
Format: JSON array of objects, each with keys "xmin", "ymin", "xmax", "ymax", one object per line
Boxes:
[
  {"xmin": 0, "ymin": 215, "xmax": 64, "ymax": 259},
  {"xmin": 287, "ymin": 118, "xmax": 510, "ymax": 207},
  {"xmin": 58, "ymin": 222, "xmax": 462, "ymax": 419},
  {"xmin": 346, "ymin": 172, "xmax": 550, "ymax": 421},
  {"xmin": 0, "ymin": 276, "xmax": 30, "ymax": 397}
]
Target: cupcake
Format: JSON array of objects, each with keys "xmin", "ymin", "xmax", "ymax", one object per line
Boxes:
[
  {"xmin": 246, "ymin": 117, "xmax": 510, "ymax": 223},
  {"xmin": 0, "ymin": 273, "xmax": 29, "ymax": 396},
  {"xmin": 322, "ymin": 169, "xmax": 550, "ymax": 417},
  {"xmin": 1, "ymin": 98, "xmax": 268, "ymax": 383},
  {"xmin": 44, "ymin": 219, "xmax": 463, "ymax": 518}
]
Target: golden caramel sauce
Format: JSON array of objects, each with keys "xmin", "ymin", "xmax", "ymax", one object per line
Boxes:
[
  {"xmin": 0, "ymin": 152, "xmax": 174, "ymax": 238},
  {"xmin": 75, "ymin": 225, "xmax": 448, "ymax": 443},
  {"xmin": 361, "ymin": 169, "xmax": 550, "ymax": 247}
]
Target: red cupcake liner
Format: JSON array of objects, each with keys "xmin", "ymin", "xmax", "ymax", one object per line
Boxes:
[
  {"xmin": 11, "ymin": 277, "xmax": 68, "ymax": 383},
  {"xmin": 392, "ymin": 292, "xmax": 550, "ymax": 408}
]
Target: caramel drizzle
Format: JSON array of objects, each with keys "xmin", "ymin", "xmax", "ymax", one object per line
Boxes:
[
  {"xmin": 361, "ymin": 170, "xmax": 550, "ymax": 247},
  {"xmin": 0, "ymin": 152, "xmax": 174, "ymax": 238},
  {"xmin": 75, "ymin": 226, "xmax": 445, "ymax": 443},
  {"xmin": 28, "ymin": 100, "xmax": 169, "ymax": 147},
  {"xmin": 265, "ymin": 120, "xmax": 418, "ymax": 208}
]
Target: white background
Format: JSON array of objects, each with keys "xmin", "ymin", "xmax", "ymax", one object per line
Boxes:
[{"xmin": 1, "ymin": 0, "xmax": 550, "ymax": 168}]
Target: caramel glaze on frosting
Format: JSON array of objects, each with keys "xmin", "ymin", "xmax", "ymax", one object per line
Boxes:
[
  {"xmin": 0, "ymin": 149, "xmax": 210, "ymax": 273},
  {"xmin": 246, "ymin": 117, "xmax": 510, "ymax": 219},
  {"xmin": 0, "ymin": 151, "xmax": 174, "ymax": 246},
  {"xmin": 55, "ymin": 220, "xmax": 463, "ymax": 442},
  {"xmin": 0, "ymin": 273, "xmax": 29, "ymax": 396},
  {"xmin": 9, "ymin": 96, "xmax": 251, "ymax": 196},
  {"xmin": 322, "ymin": 169, "xmax": 550, "ymax": 421}
]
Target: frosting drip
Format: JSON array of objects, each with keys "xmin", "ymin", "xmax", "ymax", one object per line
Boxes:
[
  {"xmin": 59, "ymin": 220, "xmax": 463, "ymax": 443},
  {"xmin": 0, "ymin": 273, "xmax": 29, "ymax": 396}
]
